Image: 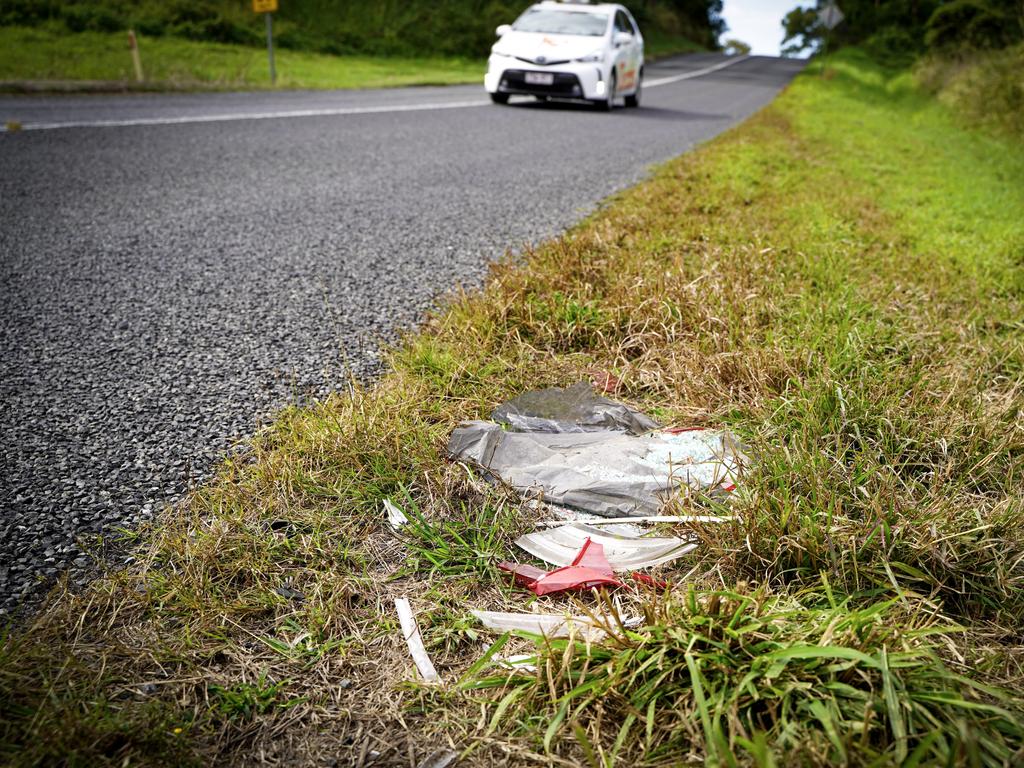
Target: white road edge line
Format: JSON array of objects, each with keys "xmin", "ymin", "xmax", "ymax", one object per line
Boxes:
[
  {"xmin": 1, "ymin": 55, "xmax": 752, "ymax": 132},
  {"xmin": 2, "ymin": 99, "xmax": 491, "ymax": 132},
  {"xmin": 644, "ymin": 54, "xmax": 750, "ymax": 88}
]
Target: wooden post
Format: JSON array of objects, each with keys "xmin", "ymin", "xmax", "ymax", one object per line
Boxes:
[{"xmin": 128, "ymin": 29, "xmax": 144, "ymax": 83}]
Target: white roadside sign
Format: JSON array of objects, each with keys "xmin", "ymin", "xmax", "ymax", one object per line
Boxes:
[{"xmin": 819, "ymin": 3, "xmax": 845, "ymax": 30}]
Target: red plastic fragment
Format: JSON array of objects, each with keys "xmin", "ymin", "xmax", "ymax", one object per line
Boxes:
[
  {"xmin": 570, "ymin": 538, "xmax": 616, "ymax": 577},
  {"xmin": 630, "ymin": 572, "xmax": 669, "ymax": 590},
  {"xmin": 500, "ymin": 539, "xmax": 624, "ymax": 596},
  {"xmin": 587, "ymin": 369, "xmax": 622, "ymax": 394},
  {"xmin": 499, "ymin": 562, "xmax": 547, "ymax": 588},
  {"xmin": 531, "ymin": 566, "xmax": 622, "ymax": 596}
]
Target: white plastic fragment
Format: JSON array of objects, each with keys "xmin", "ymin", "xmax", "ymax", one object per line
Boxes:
[
  {"xmin": 395, "ymin": 598, "xmax": 440, "ymax": 683},
  {"xmin": 536, "ymin": 515, "xmax": 738, "ymax": 527},
  {"xmin": 384, "ymin": 499, "xmax": 409, "ymax": 529},
  {"xmin": 515, "ymin": 523, "xmax": 697, "ymax": 571},
  {"xmin": 471, "ymin": 609, "xmax": 638, "ymax": 642},
  {"xmin": 416, "ymin": 749, "xmax": 458, "ymax": 768}
]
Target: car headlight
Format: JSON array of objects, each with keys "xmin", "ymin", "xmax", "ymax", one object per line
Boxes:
[
  {"xmin": 576, "ymin": 51, "xmax": 605, "ymax": 63},
  {"xmin": 490, "ymin": 47, "xmax": 511, "ymax": 57}
]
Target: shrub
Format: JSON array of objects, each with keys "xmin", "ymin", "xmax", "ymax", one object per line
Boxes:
[{"xmin": 926, "ymin": 0, "xmax": 1019, "ymax": 50}]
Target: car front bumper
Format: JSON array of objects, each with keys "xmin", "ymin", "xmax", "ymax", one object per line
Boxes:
[{"xmin": 485, "ymin": 57, "xmax": 608, "ymax": 101}]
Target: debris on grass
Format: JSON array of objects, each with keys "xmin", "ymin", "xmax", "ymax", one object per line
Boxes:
[
  {"xmin": 416, "ymin": 749, "xmax": 459, "ymax": 768},
  {"xmin": 449, "ymin": 385, "xmax": 747, "ymax": 517},
  {"xmin": 515, "ymin": 523, "xmax": 696, "ymax": 570},
  {"xmin": 384, "ymin": 498, "xmax": 409, "ymax": 529},
  {"xmin": 535, "ymin": 514, "xmax": 738, "ymax": 526},
  {"xmin": 395, "ymin": 598, "xmax": 440, "ymax": 683},
  {"xmin": 492, "ymin": 381, "xmax": 658, "ymax": 435},
  {"xmin": 470, "ymin": 609, "xmax": 634, "ymax": 642},
  {"xmin": 499, "ymin": 538, "xmax": 623, "ymax": 596}
]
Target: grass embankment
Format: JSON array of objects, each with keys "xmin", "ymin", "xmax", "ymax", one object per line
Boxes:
[
  {"xmin": 916, "ymin": 42, "xmax": 1024, "ymax": 141},
  {"xmin": 0, "ymin": 26, "xmax": 483, "ymax": 90},
  {"xmin": 3, "ymin": 48, "xmax": 1024, "ymax": 766}
]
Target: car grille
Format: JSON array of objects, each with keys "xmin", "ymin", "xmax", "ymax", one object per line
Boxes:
[
  {"xmin": 514, "ymin": 57, "xmax": 570, "ymax": 66},
  {"xmin": 499, "ymin": 70, "xmax": 584, "ymax": 97}
]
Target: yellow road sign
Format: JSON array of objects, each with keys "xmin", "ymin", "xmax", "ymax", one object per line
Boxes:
[{"xmin": 253, "ymin": 0, "xmax": 277, "ymax": 13}]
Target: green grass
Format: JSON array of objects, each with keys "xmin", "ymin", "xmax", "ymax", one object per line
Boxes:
[
  {"xmin": 0, "ymin": 25, "xmax": 483, "ymax": 89},
  {"xmin": 2, "ymin": 47, "xmax": 1023, "ymax": 766},
  {"xmin": 0, "ymin": 22, "xmax": 708, "ymax": 91}
]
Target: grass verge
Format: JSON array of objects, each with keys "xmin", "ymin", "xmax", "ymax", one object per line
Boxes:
[
  {"xmin": 0, "ymin": 25, "xmax": 705, "ymax": 92},
  {"xmin": 2, "ymin": 47, "xmax": 1023, "ymax": 766},
  {"xmin": 0, "ymin": 25, "xmax": 483, "ymax": 90}
]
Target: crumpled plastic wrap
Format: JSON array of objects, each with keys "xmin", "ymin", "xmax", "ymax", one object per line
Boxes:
[
  {"xmin": 447, "ymin": 384, "xmax": 746, "ymax": 518},
  {"xmin": 492, "ymin": 382, "xmax": 658, "ymax": 435}
]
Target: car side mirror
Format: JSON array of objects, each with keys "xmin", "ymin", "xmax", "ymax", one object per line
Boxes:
[
  {"xmin": 496, "ymin": 24, "xmax": 511, "ymax": 37},
  {"xmin": 614, "ymin": 31, "xmax": 633, "ymax": 47}
]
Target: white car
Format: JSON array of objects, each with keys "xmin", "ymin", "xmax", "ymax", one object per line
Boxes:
[{"xmin": 485, "ymin": 1, "xmax": 644, "ymax": 110}]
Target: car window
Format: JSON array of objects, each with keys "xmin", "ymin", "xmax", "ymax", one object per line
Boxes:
[
  {"xmin": 512, "ymin": 9, "xmax": 611, "ymax": 37},
  {"xmin": 614, "ymin": 11, "xmax": 633, "ymax": 35}
]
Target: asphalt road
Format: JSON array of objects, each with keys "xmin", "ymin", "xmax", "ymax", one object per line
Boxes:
[{"xmin": 0, "ymin": 53, "xmax": 804, "ymax": 616}]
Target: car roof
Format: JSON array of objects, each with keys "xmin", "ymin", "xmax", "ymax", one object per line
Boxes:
[{"xmin": 533, "ymin": 1, "xmax": 623, "ymax": 14}]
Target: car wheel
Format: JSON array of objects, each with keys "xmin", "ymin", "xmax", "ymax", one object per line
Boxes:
[
  {"xmin": 598, "ymin": 72, "xmax": 617, "ymax": 112},
  {"xmin": 625, "ymin": 70, "xmax": 642, "ymax": 108},
  {"xmin": 490, "ymin": 93, "xmax": 509, "ymax": 105}
]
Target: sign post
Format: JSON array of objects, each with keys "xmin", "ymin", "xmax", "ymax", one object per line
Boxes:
[
  {"xmin": 818, "ymin": 2, "xmax": 844, "ymax": 76},
  {"xmin": 253, "ymin": 0, "xmax": 278, "ymax": 85}
]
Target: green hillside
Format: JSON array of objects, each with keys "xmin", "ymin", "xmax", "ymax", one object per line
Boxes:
[{"xmin": 0, "ymin": 0, "xmax": 725, "ymax": 58}]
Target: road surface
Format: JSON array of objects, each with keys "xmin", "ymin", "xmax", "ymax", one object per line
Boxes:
[{"xmin": 0, "ymin": 54, "xmax": 804, "ymax": 615}]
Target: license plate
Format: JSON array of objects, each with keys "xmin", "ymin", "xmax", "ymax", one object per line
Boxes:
[{"xmin": 524, "ymin": 72, "xmax": 554, "ymax": 86}]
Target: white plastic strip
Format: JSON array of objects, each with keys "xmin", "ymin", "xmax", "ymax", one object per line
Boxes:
[
  {"xmin": 536, "ymin": 515, "xmax": 738, "ymax": 527},
  {"xmin": 395, "ymin": 598, "xmax": 440, "ymax": 683}
]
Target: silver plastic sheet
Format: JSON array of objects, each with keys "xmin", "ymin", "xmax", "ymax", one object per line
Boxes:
[{"xmin": 448, "ymin": 385, "xmax": 746, "ymax": 518}]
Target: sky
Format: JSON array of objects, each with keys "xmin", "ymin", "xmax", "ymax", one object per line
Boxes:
[{"xmin": 720, "ymin": 0, "xmax": 801, "ymax": 56}]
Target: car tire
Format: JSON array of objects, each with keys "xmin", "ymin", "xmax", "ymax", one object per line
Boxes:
[
  {"xmin": 598, "ymin": 72, "xmax": 617, "ymax": 112},
  {"xmin": 625, "ymin": 70, "xmax": 642, "ymax": 108},
  {"xmin": 490, "ymin": 93, "xmax": 509, "ymax": 105}
]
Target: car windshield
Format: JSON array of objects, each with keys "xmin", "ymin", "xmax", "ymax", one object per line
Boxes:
[{"xmin": 512, "ymin": 9, "xmax": 610, "ymax": 36}]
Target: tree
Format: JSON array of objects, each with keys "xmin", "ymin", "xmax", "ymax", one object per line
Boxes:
[
  {"xmin": 781, "ymin": 5, "xmax": 822, "ymax": 55},
  {"xmin": 723, "ymin": 38, "xmax": 752, "ymax": 54}
]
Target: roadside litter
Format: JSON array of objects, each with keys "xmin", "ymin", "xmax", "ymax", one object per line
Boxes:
[
  {"xmin": 499, "ymin": 538, "xmax": 622, "ymax": 596},
  {"xmin": 470, "ymin": 609, "xmax": 639, "ymax": 642},
  {"xmin": 515, "ymin": 522, "xmax": 696, "ymax": 571},
  {"xmin": 385, "ymin": 499, "xmax": 409, "ymax": 529},
  {"xmin": 393, "ymin": 382, "xmax": 749, "ymax": 682},
  {"xmin": 447, "ymin": 383, "xmax": 746, "ymax": 517},
  {"xmin": 491, "ymin": 381, "xmax": 657, "ymax": 435},
  {"xmin": 395, "ymin": 598, "xmax": 439, "ymax": 683}
]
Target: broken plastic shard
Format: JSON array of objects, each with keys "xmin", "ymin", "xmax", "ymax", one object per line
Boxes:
[
  {"xmin": 536, "ymin": 514, "xmax": 738, "ymax": 527},
  {"xmin": 515, "ymin": 523, "xmax": 696, "ymax": 571},
  {"xmin": 491, "ymin": 382, "xmax": 658, "ymax": 435},
  {"xmin": 470, "ymin": 609, "xmax": 625, "ymax": 642},
  {"xmin": 448, "ymin": 420, "xmax": 745, "ymax": 518},
  {"xmin": 384, "ymin": 499, "xmax": 409, "ymax": 529},
  {"xmin": 395, "ymin": 598, "xmax": 440, "ymax": 683},
  {"xmin": 500, "ymin": 538, "xmax": 623, "ymax": 596},
  {"xmin": 416, "ymin": 749, "xmax": 458, "ymax": 768}
]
